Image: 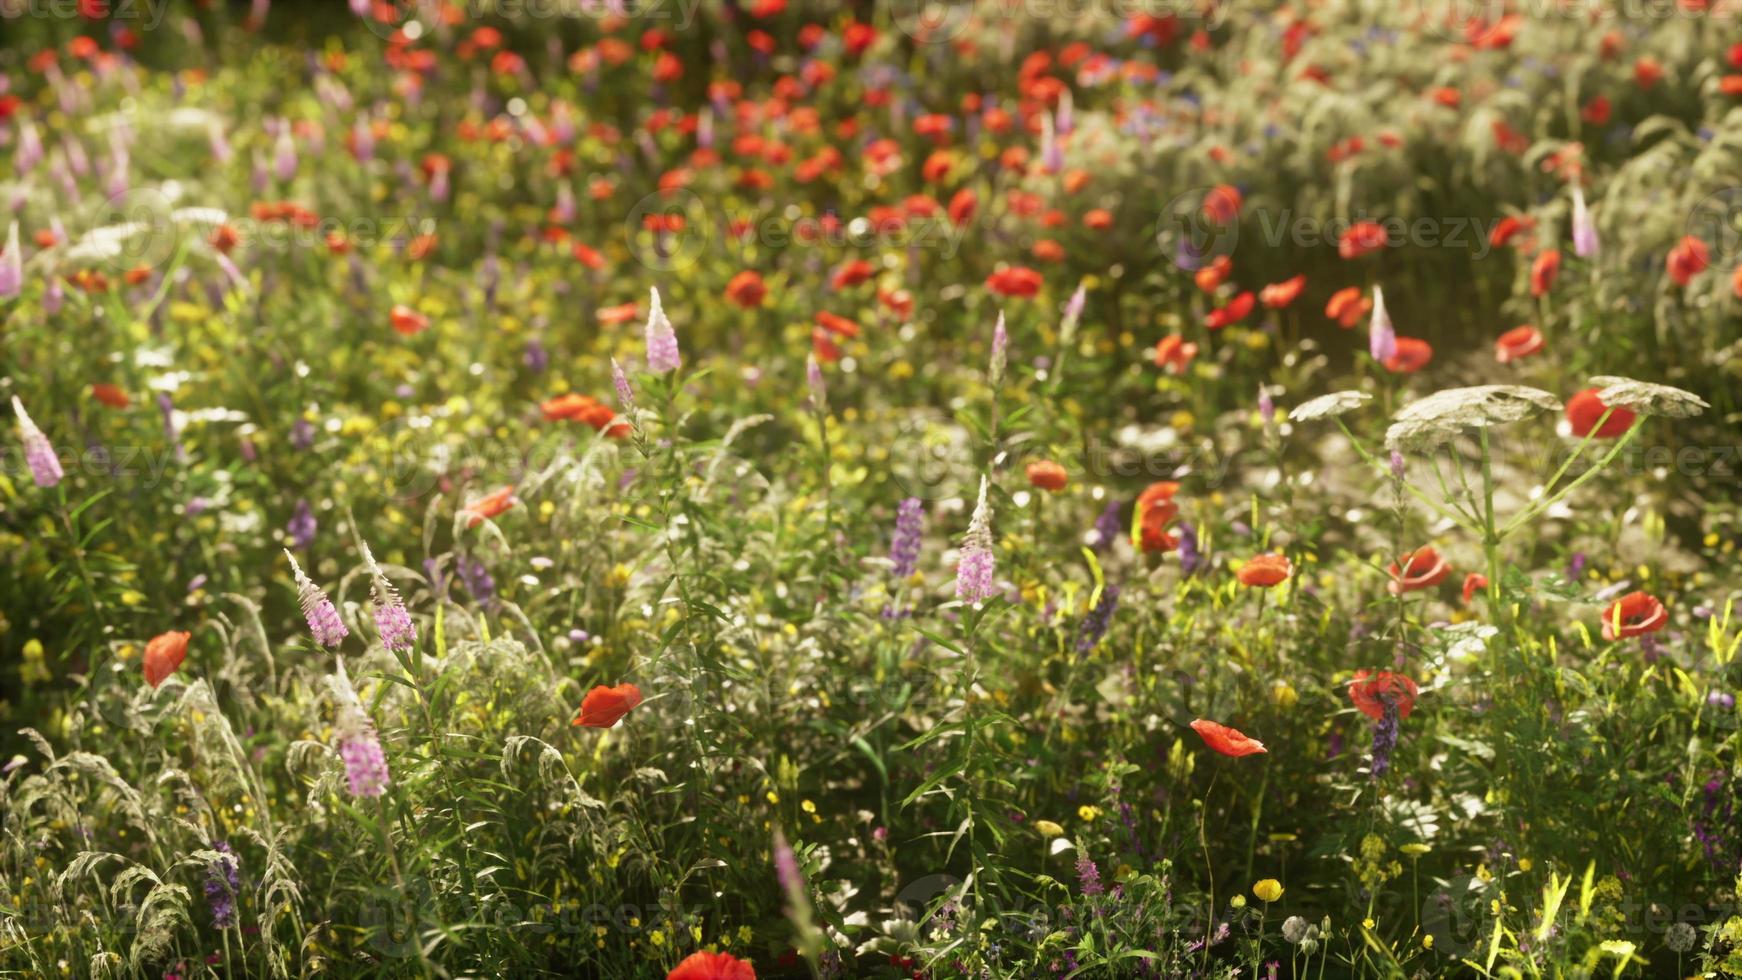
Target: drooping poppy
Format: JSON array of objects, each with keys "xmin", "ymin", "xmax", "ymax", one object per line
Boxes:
[
  {"xmin": 1382, "ymin": 337, "xmax": 1433, "ymax": 373},
  {"xmin": 1190, "ymin": 719, "xmax": 1267, "ymax": 757},
  {"xmin": 1565, "ymin": 388, "xmax": 1636, "ymax": 438},
  {"xmin": 1348, "ymin": 670, "xmax": 1418, "ymax": 720},
  {"xmin": 1494, "ymin": 325, "xmax": 1543, "ymax": 364},
  {"xmin": 1259, "ymin": 275, "xmax": 1306, "ymax": 309},
  {"xmin": 1236, "ymin": 554, "xmax": 1292, "ymax": 588},
  {"xmin": 1325, "ymin": 287, "xmax": 1371, "ymax": 328},
  {"xmin": 1461, "ymin": 572, "xmax": 1488, "ymax": 604},
  {"xmin": 572, "ymin": 683, "xmax": 644, "ymax": 728},
  {"xmin": 1600, "ymin": 591, "xmax": 1666, "ymax": 641},
  {"xmin": 667, "ymin": 950, "xmax": 756, "ymax": 980},
  {"xmin": 1387, "ymin": 546, "xmax": 1450, "ymax": 594},
  {"xmin": 143, "ymin": 630, "xmax": 191, "ymax": 689},
  {"xmin": 1338, "ymin": 221, "xmax": 1389, "ymax": 259},
  {"xmin": 1025, "ymin": 460, "xmax": 1068, "ymax": 491},
  {"xmin": 1667, "ymin": 236, "xmax": 1710, "ymax": 287},
  {"xmin": 464, "ymin": 486, "xmax": 516, "ymax": 528}
]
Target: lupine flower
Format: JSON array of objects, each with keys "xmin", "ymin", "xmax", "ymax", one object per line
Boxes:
[
  {"xmin": 644, "ymin": 286, "xmax": 681, "ymax": 373},
  {"xmin": 522, "ymin": 338, "xmax": 548, "ymax": 373},
  {"xmin": 11, "ymin": 397, "xmax": 63, "ymax": 488},
  {"xmin": 339, "ymin": 731, "xmax": 390, "ymax": 797},
  {"xmin": 988, "ymin": 312, "xmax": 1008, "ymax": 386},
  {"xmin": 1389, "ymin": 450, "xmax": 1406, "ymax": 479},
  {"xmin": 1062, "ymin": 282, "xmax": 1086, "ymax": 336},
  {"xmin": 611, "ymin": 357, "xmax": 635, "ymax": 412},
  {"xmin": 955, "ymin": 477, "xmax": 997, "ymax": 604},
  {"xmin": 273, "ymin": 126, "xmax": 298, "ymax": 181},
  {"xmin": 1090, "ymin": 500, "xmax": 1123, "ymax": 553},
  {"xmin": 888, "ymin": 497, "xmax": 925, "ymax": 578},
  {"xmin": 1368, "ymin": 700, "xmax": 1400, "ymax": 778},
  {"xmin": 1176, "ymin": 521, "xmax": 1201, "ymax": 574},
  {"xmin": 1076, "ymin": 850, "xmax": 1104, "ymax": 897},
  {"xmin": 1075, "ymin": 585, "xmax": 1119, "ymax": 653},
  {"xmin": 285, "ymin": 550, "xmax": 347, "ymax": 648},
  {"xmin": 457, "ymin": 554, "xmax": 495, "ymax": 607},
  {"xmin": 0, "ymin": 222, "xmax": 20, "ymax": 299},
  {"xmin": 806, "ymin": 354, "xmax": 827, "ymax": 411},
  {"xmin": 288, "ymin": 498, "xmax": 317, "ymax": 550},
  {"xmin": 1571, "ymin": 183, "xmax": 1598, "ymax": 258},
  {"xmin": 204, "ymin": 842, "xmax": 240, "ymax": 928},
  {"xmin": 1367, "ymin": 286, "xmax": 1396, "ymax": 363},
  {"xmin": 1257, "ymin": 385, "xmax": 1275, "ymax": 424},
  {"xmin": 362, "ymin": 543, "xmax": 415, "ymax": 652}
]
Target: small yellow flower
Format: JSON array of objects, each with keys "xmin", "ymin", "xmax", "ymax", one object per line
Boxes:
[
  {"xmin": 1362, "ymin": 917, "xmax": 1376, "ymax": 930},
  {"xmin": 1077, "ymin": 805, "xmax": 1102, "ymax": 822},
  {"xmin": 1518, "ymin": 858, "xmax": 1533, "ymax": 872},
  {"xmin": 1034, "ymin": 820, "xmax": 1065, "ymax": 838},
  {"xmin": 1253, "ymin": 879, "xmax": 1283, "ymax": 903},
  {"xmin": 1400, "ymin": 843, "xmax": 1431, "ymax": 857},
  {"xmin": 1230, "ymin": 895, "xmax": 1247, "ymax": 909},
  {"xmin": 1423, "ymin": 934, "xmax": 1434, "ymax": 950},
  {"xmin": 801, "ymin": 799, "xmax": 817, "ymax": 814}
]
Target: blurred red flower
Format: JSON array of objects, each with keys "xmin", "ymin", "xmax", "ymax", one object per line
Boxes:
[
  {"xmin": 1600, "ymin": 591, "xmax": 1666, "ymax": 641},
  {"xmin": 1349, "ymin": 670, "xmax": 1418, "ymax": 720},
  {"xmin": 1565, "ymin": 388, "xmax": 1635, "ymax": 438},
  {"xmin": 573, "ymin": 683, "xmax": 644, "ymax": 728},
  {"xmin": 144, "ymin": 630, "xmax": 191, "ymax": 689},
  {"xmin": 1387, "ymin": 546, "xmax": 1450, "ymax": 594},
  {"xmin": 1190, "ymin": 719, "xmax": 1267, "ymax": 757},
  {"xmin": 1494, "ymin": 325, "xmax": 1543, "ymax": 363},
  {"xmin": 1237, "ymin": 554, "xmax": 1292, "ymax": 588}
]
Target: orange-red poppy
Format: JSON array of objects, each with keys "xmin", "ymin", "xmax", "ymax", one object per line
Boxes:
[
  {"xmin": 1495, "ymin": 325, "xmax": 1543, "ymax": 364},
  {"xmin": 1025, "ymin": 460, "xmax": 1068, "ymax": 491},
  {"xmin": 1201, "ymin": 184, "xmax": 1242, "ymax": 224},
  {"xmin": 572, "ymin": 683, "xmax": 644, "ymax": 728},
  {"xmin": 1489, "ymin": 215, "xmax": 1534, "ymax": 250},
  {"xmin": 1083, "ymin": 208, "xmax": 1114, "ymax": 231},
  {"xmin": 1530, "ymin": 249, "xmax": 1561, "ymax": 296},
  {"xmin": 1348, "ymin": 670, "xmax": 1418, "ymax": 720},
  {"xmin": 1461, "ymin": 572, "xmax": 1488, "ymax": 604},
  {"xmin": 1382, "ymin": 337, "xmax": 1433, "ymax": 373},
  {"xmin": 1325, "ymin": 287, "xmax": 1371, "ymax": 328},
  {"xmin": 1387, "ymin": 546, "xmax": 1450, "ymax": 594},
  {"xmin": 1600, "ymin": 591, "xmax": 1666, "ymax": 641},
  {"xmin": 464, "ymin": 486, "xmax": 516, "ymax": 528},
  {"xmin": 667, "ymin": 950, "xmax": 756, "ymax": 980},
  {"xmin": 144, "ymin": 630, "xmax": 191, "ymax": 689},
  {"xmin": 1204, "ymin": 291, "xmax": 1255, "ymax": 330},
  {"xmin": 1237, "ymin": 554, "xmax": 1292, "ymax": 588},
  {"xmin": 1667, "ymin": 235, "xmax": 1710, "ymax": 286},
  {"xmin": 91, "ymin": 383, "xmax": 130, "ymax": 408},
  {"xmin": 598, "ymin": 302, "xmax": 639, "ymax": 325},
  {"xmin": 986, "ymin": 265, "xmax": 1043, "ymax": 298},
  {"xmin": 814, "ymin": 311, "xmax": 860, "ymax": 338},
  {"xmin": 1154, "ymin": 335, "xmax": 1199, "ymax": 375},
  {"xmin": 1565, "ymin": 388, "xmax": 1636, "ymax": 438},
  {"xmin": 1338, "ymin": 221, "xmax": 1389, "ymax": 259},
  {"xmin": 1135, "ymin": 481, "xmax": 1181, "ymax": 553},
  {"xmin": 541, "ymin": 393, "xmax": 600, "ymax": 422},
  {"xmin": 1194, "ymin": 255, "xmax": 1232, "ymax": 293},
  {"xmin": 389, "ymin": 304, "xmax": 429, "ymax": 336},
  {"xmin": 1190, "ymin": 718, "xmax": 1267, "ymax": 757},
  {"xmin": 1259, "ymin": 275, "xmax": 1306, "ymax": 309},
  {"xmin": 725, "ymin": 270, "xmax": 767, "ymax": 308},
  {"xmin": 830, "ymin": 259, "xmax": 874, "ymax": 290}
]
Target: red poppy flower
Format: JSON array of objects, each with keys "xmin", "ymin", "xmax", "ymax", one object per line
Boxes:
[
  {"xmin": 986, "ymin": 266, "xmax": 1043, "ymax": 298},
  {"xmin": 1136, "ymin": 482, "xmax": 1181, "ymax": 553},
  {"xmin": 1236, "ymin": 554, "xmax": 1292, "ymax": 588},
  {"xmin": 1530, "ymin": 249, "xmax": 1561, "ymax": 296},
  {"xmin": 464, "ymin": 486, "xmax": 516, "ymax": 528},
  {"xmin": 1025, "ymin": 460, "xmax": 1068, "ymax": 491},
  {"xmin": 1032, "ymin": 239, "xmax": 1065, "ymax": 262},
  {"xmin": 725, "ymin": 270, "xmax": 767, "ymax": 308},
  {"xmin": 1667, "ymin": 236, "xmax": 1710, "ymax": 286},
  {"xmin": 1565, "ymin": 388, "xmax": 1636, "ymax": 438},
  {"xmin": 1633, "ymin": 57, "xmax": 1663, "ymax": 89},
  {"xmin": 91, "ymin": 383, "xmax": 130, "ymax": 408},
  {"xmin": 814, "ymin": 311, "xmax": 860, "ymax": 339},
  {"xmin": 812, "ymin": 329, "xmax": 841, "ymax": 364},
  {"xmin": 144, "ymin": 630, "xmax": 191, "ymax": 689},
  {"xmin": 1153, "ymin": 335, "xmax": 1199, "ymax": 375},
  {"xmin": 1325, "ymin": 287, "xmax": 1371, "ymax": 328},
  {"xmin": 1600, "ymin": 591, "xmax": 1666, "ymax": 641},
  {"xmin": 1194, "ymin": 255, "xmax": 1232, "ymax": 293},
  {"xmin": 389, "ymin": 305, "xmax": 430, "ymax": 336},
  {"xmin": 1201, "ymin": 184, "xmax": 1242, "ymax": 224},
  {"xmin": 1348, "ymin": 670, "xmax": 1418, "ymax": 721},
  {"xmin": 1495, "ymin": 325, "xmax": 1543, "ymax": 364},
  {"xmin": 1338, "ymin": 221, "xmax": 1390, "ymax": 259},
  {"xmin": 1083, "ymin": 209, "xmax": 1114, "ymax": 231},
  {"xmin": 946, "ymin": 188, "xmax": 977, "ymax": 226},
  {"xmin": 1581, "ymin": 96, "xmax": 1611, "ymax": 125},
  {"xmin": 573, "ymin": 683, "xmax": 644, "ymax": 728},
  {"xmin": 1204, "ymin": 291, "xmax": 1255, "ymax": 330},
  {"xmin": 1259, "ymin": 275, "xmax": 1306, "ymax": 309},
  {"xmin": 1461, "ymin": 572, "xmax": 1488, "ymax": 605},
  {"xmin": 667, "ymin": 950, "xmax": 756, "ymax": 980},
  {"xmin": 1190, "ymin": 719, "xmax": 1267, "ymax": 757},
  {"xmin": 1387, "ymin": 546, "xmax": 1450, "ymax": 595},
  {"xmin": 1489, "ymin": 215, "xmax": 1534, "ymax": 250},
  {"xmin": 830, "ymin": 259, "xmax": 874, "ymax": 290},
  {"xmin": 1733, "ymin": 264, "xmax": 1742, "ymax": 300},
  {"xmin": 541, "ymin": 393, "xmax": 600, "ymax": 422},
  {"xmin": 577, "ymin": 402, "xmax": 630, "ymax": 439},
  {"xmin": 599, "ymin": 302, "xmax": 639, "ymax": 325},
  {"xmin": 1382, "ymin": 337, "xmax": 1433, "ymax": 373}
]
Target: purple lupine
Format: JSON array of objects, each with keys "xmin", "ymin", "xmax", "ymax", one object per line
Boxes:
[
  {"xmin": 1368, "ymin": 286, "xmax": 1396, "ymax": 363},
  {"xmin": 1389, "ymin": 450, "xmax": 1406, "ymax": 479},
  {"xmin": 1368, "ymin": 701, "xmax": 1400, "ymax": 779},
  {"xmin": 643, "ymin": 286, "xmax": 681, "ymax": 373},
  {"xmin": 889, "ymin": 497, "xmax": 925, "ymax": 578},
  {"xmin": 157, "ymin": 393, "xmax": 184, "ymax": 461},
  {"xmin": 0, "ymin": 222, "xmax": 20, "ymax": 300},
  {"xmin": 1090, "ymin": 500, "xmax": 1123, "ymax": 552},
  {"xmin": 1075, "ymin": 585, "xmax": 1120, "ymax": 653},
  {"xmin": 15, "ymin": 120, "xmax": 43, "ymax": 174},
  {"xmin": 1075, "ymin": 851, "xmax": 1104, "ymax": 897},
  {"xmin": 611, "ymin": 357, "xmax": 635, "ymax": 412},
  {"xmin": 286, "ymin": 551, "xmax": 348, "ymax": 648},
  {"xmin": 806, "ymin": 354, "xmax": 827, "ymax": 411},
  {"xmin": 1257, "ymin": 384, "xmax": 1275, "ymax": 424},
  {"xmin": 1176, "ymin": 521, "xmax": 1201, "ymax": 575},
  {"xmin": 1572, "ymin": 184, "xmax": 1599, "ymax": 259},
  {"xmin": 363, "ymin": 543, "xmax": 416, "ymax": 652},
  {"xmin": 288, "ymin": 498, "xmax": 317, "ymax": 550},
  {"xmin": 340, "ymin": 732, "xmax": 390, "ymax": 798},
  {"xmin": 457, "ymin": 554, "xmax": 495, "ymax": 607},
  {"xmin": 955, "ymin": 478, "xmax": 997, "ymax": 604},
  {"xmin": 204, "ymin": 842, "xmax": 239, "ymax": 928},
  {"xmin": 12, "ymin": 397, "xmax": 64, "ymax": 488},
  {"xmin": 1567, "ymin": 551, "xmax": 1587, "ymax": 580},
  {"xmin": 522, "ymin": 338, "xmax": 548, "ymax": 373}
]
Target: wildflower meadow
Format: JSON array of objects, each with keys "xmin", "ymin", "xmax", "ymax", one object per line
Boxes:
[{"xmin": 4, "ymin": 1, "xmax": 1742, "ymax": 977}]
